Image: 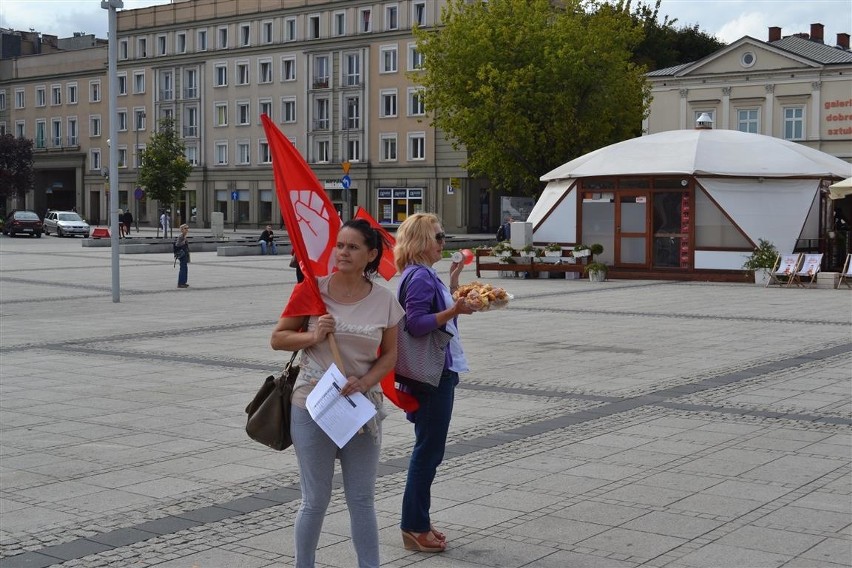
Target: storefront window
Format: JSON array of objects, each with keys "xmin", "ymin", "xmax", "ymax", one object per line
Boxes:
[
  {"xmin": 237, "ymin": 190, "xmax": 249, "ymax": 222},
  {"xmin": 377, "ymin": 187, "xmax": 423, "ymax": 224},
  {"xmin": 653, "ymin": 192, "xmax": 689, "ymax": 268},
  {"xmin": 215, "ymin": 190, "xmax": 228, "ymax": 221},
  {"xmin": 259, "ymin": 189, "xmax": 273, "ymax": 223},
  {"xmin": 694, "ymin": 189, "xmax": 750, "ymax": 248}
]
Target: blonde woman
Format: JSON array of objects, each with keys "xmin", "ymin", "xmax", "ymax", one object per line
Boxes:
[{"xmin": 174, "ymin": 224, "xmax": 190, "ymax": 288}]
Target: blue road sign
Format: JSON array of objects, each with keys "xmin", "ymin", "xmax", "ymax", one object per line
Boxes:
[
  {"xmin": 341, "ymin": 175, "xmax": 351, "ymax": 189},
  {"xmin": 231, "ymin": 190, "xmax": 239, "ymax": 201}
]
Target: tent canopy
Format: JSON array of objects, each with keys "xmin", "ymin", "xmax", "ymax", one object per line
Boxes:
[
  {"xmin": 541, "ymin": 129, "xmax": 852, "ymax": 181},
  {"xmin": 829, "ymin": 177, "xmax": 852, "ymax": 200}
]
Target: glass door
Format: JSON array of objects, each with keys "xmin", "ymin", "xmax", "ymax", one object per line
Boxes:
[
  {"xmin": 652, "ymin": 191, "xmax": 691, "ymax": 268},
  {"xmin": 615, "ymin": 193, "xmax": 649, "ymax": 267}
]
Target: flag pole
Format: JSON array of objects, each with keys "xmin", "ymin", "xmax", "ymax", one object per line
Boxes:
[{"xmin": 328, "ymin": 334, "xmax": 346, "ymax": 376}]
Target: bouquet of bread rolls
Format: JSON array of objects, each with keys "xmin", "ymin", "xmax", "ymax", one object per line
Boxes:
[{"xmin": 452, "ymin": 281, "xmax": 512, "ymax": 311}]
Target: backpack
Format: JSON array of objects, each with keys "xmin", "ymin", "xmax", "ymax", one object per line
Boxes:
[
  {"xmin": 495, "ymin": 225, "xmax": 506, "ymax": 241},
  {"xmin": 173, "ymin": 240, "xmax": 186, "ymax": 259}
]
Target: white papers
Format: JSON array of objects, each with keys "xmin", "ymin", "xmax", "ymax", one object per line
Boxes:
[{"xmin": 306, "ymin": 363, "xmax": 377, "ymax": 448}]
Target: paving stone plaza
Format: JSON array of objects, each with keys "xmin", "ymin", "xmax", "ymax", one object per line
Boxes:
[{"xmin": 1, "ymin": 231, "xmax": 850, "ymax": 568}]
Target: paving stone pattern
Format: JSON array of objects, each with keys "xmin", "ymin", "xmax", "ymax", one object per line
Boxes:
[{"xmin": 0, "ymin": 230, "xmax": 850, "ymax": 567}]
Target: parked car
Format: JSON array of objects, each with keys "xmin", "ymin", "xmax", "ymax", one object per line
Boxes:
[
  {"xmin": 2, "ymin": 210, "xmax": 43, "ymax": 237},
  {"xmin": 43, "ymin": 211, "xmax": 90, "ymax": 238}
]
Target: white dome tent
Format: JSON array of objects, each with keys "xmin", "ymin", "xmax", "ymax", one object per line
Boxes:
[{"xmin": 529, "ymin": 129, "xmax": 851, "ymax": 276}]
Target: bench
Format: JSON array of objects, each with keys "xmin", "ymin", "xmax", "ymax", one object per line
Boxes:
[
  {"xmin": 217, "ymin": 242, "xmax": 292, "ymax": 256},
  {"xmin": 475, "ymin": 248, "xmax": 590, "ymax": 278}
]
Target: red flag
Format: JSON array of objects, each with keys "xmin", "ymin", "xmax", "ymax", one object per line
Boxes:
[
  {"xmin": 262, "ymin": 114, "xmax": 337, "ymax": 317},
  {"xmin": 354, "ymin": 207, "xmax": 397, "ymax": 281}
]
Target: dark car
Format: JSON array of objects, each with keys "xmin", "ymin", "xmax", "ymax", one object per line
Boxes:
[{"xmin": 2, "ymin": 210, "xmax": 43, "ymax": 237}]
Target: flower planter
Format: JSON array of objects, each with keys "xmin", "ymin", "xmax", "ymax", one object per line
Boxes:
[
  {"xmin": 544, "ymin": 250, "xmax": 562, "ymax": 257},
  {"xmin": 588, "ymin": 270, "xmax": 606, "ymax": 282},
  {"xmin": 574, "ymin": 249, "xmax": 591, "ymax": 258},
  {"xmin": 753, "ymin": 268, "xmax": 770, "ymax": 286},
  {"xmin": 496, "ymin": 250, "xmax": 513, "ymax": 258},
  {"xmin": 520, "ymin": 251, "xmax": 536, "ymax": 258}
]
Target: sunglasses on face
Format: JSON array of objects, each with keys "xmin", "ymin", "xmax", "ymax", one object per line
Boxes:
[{"xmin": 434, "ymin": 232, "xmax": 446, "ymax": 243}]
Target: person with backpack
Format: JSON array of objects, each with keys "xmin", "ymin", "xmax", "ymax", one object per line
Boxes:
[
  {"xmin": 174, "ymin": 224, "xmax": 190, "ymax": 288},
  {"xmin": 496, "ymin": 215, "xmax": 512, "ymax": 242}
]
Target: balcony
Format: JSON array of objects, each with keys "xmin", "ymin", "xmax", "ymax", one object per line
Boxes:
[
  {"xmin": 160, "ymin": 89, "xmax": 174, "ymax": 101},
  {"xmin": 312, "ymin": 78, "xmax": 329, "ymax": 89},
  {"xmin": 67, "ymin": 136, "xmax": 79, "ymax": 147},
  {"xmin": 183, "ymin": 125, "xmax": 198, "ymax": 138},
  {"xmin": 312, "ymin": 119, "xmax": 329, "ymax": 131},
  {"xmin": 35, "ymin": 138, "xmax": 47, "ymax": 150},
  {"xmin": 184, "ymin": 87, "xmax": 198, "ymax": 99}
]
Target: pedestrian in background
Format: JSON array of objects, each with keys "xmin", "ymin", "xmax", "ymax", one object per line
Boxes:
[
  {"xmin": 174, "ymin": 224, "xmax": 190, "ymax": 288},
  {"xmin": 258, "ymin": 224, "xmax": 278, "ymax": 255},
  {"xmin": 160, "ymin": 210, "xmax": 170, "ymax": 238},
  {"xmin": 393, "ymin": 212, "xmax": 475, "ymax": 552},
  {"xmin": 122, "ymin": 210, "xmax": 133, "ymax": 237},
  {"xmin": 270, "ymin": 219, "xmax": 403, "ymax": 568}
]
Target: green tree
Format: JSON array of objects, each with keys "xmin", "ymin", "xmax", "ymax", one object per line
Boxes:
[
  {"xmin": 413, "ymin": 0, "xmax": 650, "ymax": 195},
  {"xmin": 0, "ymin": 134, "xmax": 34, "ymax": 201},
  {"xmin": 138, "ymin": 117, "xmax": 191, "ymax": 227}
]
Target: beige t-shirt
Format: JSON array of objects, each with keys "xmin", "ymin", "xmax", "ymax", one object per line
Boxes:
[{"xmin": 292, "ymin": 275, "xmax": 404, "ymax": 408}]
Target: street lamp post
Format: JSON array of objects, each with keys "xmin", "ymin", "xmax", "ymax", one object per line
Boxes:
[
  {"xmin": 102, "ymin": 0, "xmax": 123, "ymax": 303},
  {"xmin": 135, "ymin": 109, "xmax": 145, "ymax": 232}
]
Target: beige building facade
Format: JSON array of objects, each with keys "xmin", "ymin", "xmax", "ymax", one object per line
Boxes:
[{"xmin": 1, "ymin": 0, "xmax": 491, "ymax": 233}]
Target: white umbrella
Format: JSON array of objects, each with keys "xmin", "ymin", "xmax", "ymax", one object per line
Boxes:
[{"xmin": 829, "ymin": 177, "xmax": 852, "ymax": 200}]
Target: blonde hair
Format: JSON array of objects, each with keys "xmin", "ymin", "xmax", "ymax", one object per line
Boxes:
[
  {"xmin": 394, "ymin": 213, "xmax": 441, "ymax": 272},
  {"xmin": 179, "ymin": 224, "xmax": 189, "ymax": 230}
]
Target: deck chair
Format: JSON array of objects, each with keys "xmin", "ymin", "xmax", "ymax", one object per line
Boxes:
[
  {"xmin": 789, "ymin": 253, "xmax": 823, "ymax": 288},
  {"xmin": 765, "ymin": 254, "xmax": 801, "ymax": 288},
  {"xmin": 837, "ymin": 254, "xmax": 852, "ymax": 289}
]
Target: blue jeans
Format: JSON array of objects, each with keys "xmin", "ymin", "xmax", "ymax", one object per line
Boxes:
[
  {"xmin": 400, "ymin": 369, "xmax": 458, "ymax": 533},
  {"xmin": 291, "ymin": 405, "xmax": 381, "ymax": 568},
  {"xmin": 259, "ymin": 240, "xmax": 277, "ymax": 255},
  {"xmin": 177, "ymin": 256, "xmax": 188, "ymax": 285}
]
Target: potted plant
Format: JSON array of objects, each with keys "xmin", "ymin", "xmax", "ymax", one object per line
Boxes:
[
  {"xmin": 519, "ymin": 244, "xmax": 536, "ymax": 258},
  {"xmin": 742, "ymin": 239, "xmax": 779, "ymax": 286},
  {"xmin": 584, "ymin": 261, "xmax": 608, "ymax": 282},
  {"xmin": 590, "ymin": 243, "xmax": 604, "ymax": 257},
  {"xmin": 573, "ymin": 244, "xmax": 591, "ymax": 258},
  {"xmin": 491, "ymin": 241, "xmax": 514, "ymax": 258},
  {"xmin": 544, "ymin": 243, "xmax": 562, "ymax": 257}
]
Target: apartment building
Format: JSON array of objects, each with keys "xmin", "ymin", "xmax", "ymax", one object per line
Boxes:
[
  {"xmin": 645, "ymin": 23, "xmax": 852, "ymax": 163},
  {"xmin": 1, "ymin": 0, "xmax": 487, "ymax": 232}
]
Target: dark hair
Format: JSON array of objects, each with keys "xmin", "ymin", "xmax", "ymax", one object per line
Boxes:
[{"xmin": 341, "ymin": 218, "xmax": 386, "ymax": 278}]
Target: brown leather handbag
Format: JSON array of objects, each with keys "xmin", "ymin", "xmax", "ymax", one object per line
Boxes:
[{"xmin": 245, "ymin": 350, "xmax": 299, "ymax": 451}]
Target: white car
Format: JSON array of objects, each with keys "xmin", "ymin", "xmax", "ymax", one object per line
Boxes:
[{"xmin": 43, "ymin": 211, "xmax": 91, "ymax": 238}]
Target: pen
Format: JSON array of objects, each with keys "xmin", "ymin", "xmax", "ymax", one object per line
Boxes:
[{"xmin": 332, "ymin": 381, "xmax": 357, "ymax": 408}]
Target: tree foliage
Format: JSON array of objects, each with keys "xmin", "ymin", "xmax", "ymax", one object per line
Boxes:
[
  {"xmin": 628, "ymin": 0, "xmax": 725, "ymax": 71},
  {"xmin": 413, "ymin": 0, "xmax": 650, "ymax": 195},
  {"xmin": 0, "ymin": 134, "xmax": 34, "ymax": 201},
  {"xmin": 138, "ymin": 117, "xmax": 192, "ymax": 209}
]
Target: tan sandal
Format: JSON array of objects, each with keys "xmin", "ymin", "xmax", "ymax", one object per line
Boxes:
[
  {"xmin": 430, "ymin": 523, "xmax": 446, "ymax": 542},
  {"xmin": 401, "ymin": 529, "xmax": 446, "ymax": 552}
]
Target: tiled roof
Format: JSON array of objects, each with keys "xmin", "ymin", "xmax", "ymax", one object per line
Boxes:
[{"xmin": 770, "ymin": 36, "xmax": 852, "ymax": 64}]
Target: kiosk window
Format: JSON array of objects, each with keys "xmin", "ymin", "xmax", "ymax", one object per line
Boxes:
[{"xmin": 377, "ymin": 187, "xmax": 423, "ymax": 224}]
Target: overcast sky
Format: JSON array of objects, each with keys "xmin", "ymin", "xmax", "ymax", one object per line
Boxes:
[{"xmin": 1, "ymin": 0, "xmax": 850, "ymax": 46}]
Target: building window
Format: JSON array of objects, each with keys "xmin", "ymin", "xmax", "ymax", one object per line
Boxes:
[
  {"xmin": 118, "ymin": 147, "xmax": 127, "ymax": 168},
  {"xmin": 184, "ymin": 145, "xmax": 198, "ymax": 166},
  {"xmin": 408, "ymin": 132, "xmax": 425, "ymax": 160},
  {"xmin": 184, "ymin": 106, "xmax": 198, "ymax": 137},
  {"xmin": 0, "ymin": 90, "xmax": 5, "ymax": 111},
  {"xmin": 51, "ymin": 85, "xmax": 61, "ymax": 105},
  {"xmin": 176, "ymin": 32, "xmax": 186, "ymax": 54},
  {"xmin": 134, "ymin": 109, "xmax": 146, "ymax": 131},
  {"xmin": 380, "ymin": 90, "xmax": 397, "ymax": 118},
  {"xmin": 313, "ymin": 55, "xmax": 329, "ymax": 88},
  {"xmin": 236, "ymin": 62, "xmax": 249, "ymax": 85},
  {"xmin": 215, "ymin": 141, "xmax": 228, "ymax": 165},
  {"xmin": 377, "ymin": 187, "xmax": 423, "ymax": 224},
  {"xmin": 197, "ymin": 29, "xmax": 208, "ymax": 51},
  {"xmin": 360, "ymin": 8, "xmax": 371, "ymax": 32},
  {"xmin": 35, "ymin": 120, "xmax": 46, "ymax": 149},
  {"xmin": 237, "ymin": 141, "xmax": 250, "ymax": 164},
  {"xmin": 408, "ymin": 88, "xmax": 425, "ymax": 116},
  {"xmin": 137, "ymin": 37, "xmax": 147, "ymax": 58},
  {"xmin": 736, "ymin": 108, "xmax": 759, "ymax": 133},
  {"xmin": 346, "ymin": 139, "xmax": 361, "ymax": 162},
  {"xmin": 259, "ymin": 99, "xmax": 272, "ymax": 121},
  {"xmin": 316, "ymin": 140, "xmax": 330, "ymax": 162},
  {"xmin": 380, "ymin": 45, "xmax": 397, "ymax": 73},
  {"xmin": 334, "ymin": 12, "xmax": 346, "ymax": 36},
  {"xmin": 344, "ymin": 53, "xmax": 361, "ymax": 86},
  {"xmin": 215, "ymin": 102, "xmax": 228, "ymax": 126},
  {"xmin": 160, "ymin": 71, "xmax": 174, "ymax": 100},
  {"xmin": 282, "ymin": 97, "xmax": 296, "ymax": 123},
  {"xmin": 380, "ymin": 134, "xmax": 397, "ymax": 161},
  {"xmin": 118, "ymin": 74, "xmax": 127, "ymax": 95},
  {"xmin": 237, "ymin": 101, "xmax": 250, "ymax": 125},
  {"xmin": 240, "ymin": 23, "xmax": 251, "ymax": 46},
  {"xmin": 783, "ymin": 106, "xmax": 804, "ymax": 140},
  {"xmin": 218, "ymin": 26, "xmax": 228, "ymax": 49},
  {"xmin": 36, "ymin": 87, "xmax": 46, "ymax": 107},
  {"xmin": 51, "ymin": 119, "xmax": 62, "ymax": 147},
  {"xmin": 91, "ymin": 148, "xmax": 101, "ymax": 170},
  {"xmin": 215, "ymin": 64, "xmax": 227, "ymax": 87},
  {"xmin": 344, "ymin": 97, "xmax": 360, "ymax": 129},
  {"xmin": 259, "ymin": 59, "xmax": 273, "ymax": 83},
  {"xmin": 408, "ymin": 43, "xmax": 424, "ymax": 70},
  {"xmin": 309, "ymin": 15, "xmax": 320, "ymax": 39},
  {"xmin": 184, "ymin": 69, "xmax": 198, "ymax": 99},
  {"xmin": 15, "ymin": 89, "xmax": 25, "ymax": 109},
  {"xmin": 119, "ymin": 39, "xmax": 128, "ymax": 59},
  {"xmin": 157, "ymin": 35, "xmax": 167, "ymax": 56},
  {"xmin": 90, "ymin": 115, "xmax": 101, "ymax": 137},
  {"xmin": 259, "ymin": 141, "xmax": 271, "ymax": 163},
  {"xmin": 133, "ymin": 72, "xmax": 145, "ymax": 94},
  {"xmin": 282, "ymin": 56, "xmax": 296, "ymax": 81},
  {"xmin": 117, "ymin": 110, "xmax": 127, "ymax": 132},
  {"xmin": 413, "ymin": 2, "xmax": 426, "ymax": 26},
  {"xmin": 262, "ymin": 21, "xmax": 273, "ymax": 44},
  {"xmin": 15, "ymin": 121, "xmax": 25, "ymax": 138},
  {"xmin": 67, "ymin": 118, "xmax": 78, "ymax": 146},
  {"xmin": 284, "ymin": 18, "xmax": 296, "ymax": 41},
  {"xmin": 385, "ymin": 5, "xmax": 398, "ymax": 30},
  {"xmin": 67, "ymin": 83, "xmax": 77, "ymax": 104},
  {"xmin": 314, "ymin": 98, "xmax": 329, "ymax": 130}
]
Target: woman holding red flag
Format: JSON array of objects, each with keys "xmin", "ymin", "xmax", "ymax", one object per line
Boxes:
[
  {"xmin": 270, "ymin": 219, "xmax": 404, "ymax": 568},
  {"xmin": 394, "ymin": 213, "xmax": 475, "ymax": 552}
]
